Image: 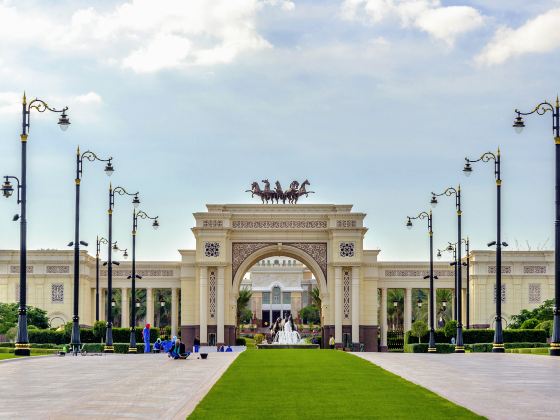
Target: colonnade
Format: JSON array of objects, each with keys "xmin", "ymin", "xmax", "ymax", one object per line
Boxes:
[
  {"xmin": 96, "ymin": 287, "xmax": 180, "ymax": 337},
  {"xmin": 379, "ymin": 286, "xmax": 462, "ymax": 349}
]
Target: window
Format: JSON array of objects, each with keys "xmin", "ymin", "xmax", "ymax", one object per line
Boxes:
[
  {"xmin": 208, "ymin": 270, "xmax": 216, "ymax": 319},
  {"xmin": 529, "ymin": 284, "xmax": 541, "ymax": 304},
  {"xmin": 302, "ymin": 290, "xmax": 309, "ymax": 307},
  {"xmin": 493, "ymin": 284, "xmax": 506, "ymax": 303},
  {"xmin": 272, "ymin": 286, "xmax": 281, "ymax": 304},
  {"xmin": 282, "ymin": 292, "xmax": 291, "ymax": 304},
  {"xmin": 262, "ymin": 292, "xmax": 270, "ymax": 304},
  {"xmin": 343, "ymin": 270, "xmax": 351, "ymax": 319}
]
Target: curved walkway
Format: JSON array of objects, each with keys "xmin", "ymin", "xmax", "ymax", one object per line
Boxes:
[
  {"xmin": 355, "ymin": 352, "xmax": 560, "ymax": 420},
  {"xmin": 0, "ymin": 352, "xmax": 238, "ymax": 419}
]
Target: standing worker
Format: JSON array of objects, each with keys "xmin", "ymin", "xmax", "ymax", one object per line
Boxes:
[{"xmin": 143, "ymin": 324, "xmax": 151, "ymax": 353}]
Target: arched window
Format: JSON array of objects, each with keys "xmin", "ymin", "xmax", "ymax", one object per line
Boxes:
[{"xmin": 272, "ymin": 286, "xmax": 281, "ymax": 304}]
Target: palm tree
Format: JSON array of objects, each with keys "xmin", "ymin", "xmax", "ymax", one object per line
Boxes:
[
  {"xmin": 436, "ymin": 288, "xmax": 453, "ymax": 325},
  {"xmin": 236, "ymin": 288, "xmax": 253, "ymax": 328},
  {"xmin": 311, "ymin": 287, "xmax": 322, "ymax": 322},
  {"xmin": 387, "ymin": 289, "xmax": 404, "ymax": 330}
]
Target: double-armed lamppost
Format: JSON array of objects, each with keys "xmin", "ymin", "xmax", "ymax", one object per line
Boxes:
[
  {"xmin": 464, "ymin": 150, "xmax": 507, "ymax": 350},
  {"xmin": 1, "ymin": 93, "xmax": 70, "ymax": 356},
  {"xmin": 67, "ymin": 149, "xmax": 114, "ymax": 354},
  {"xmin": 105, "ymin": 185, "xmax": 139, "ymax": 353},
  {"xmin": 431, "ymin": 186, "xmax": 464, "ymax": 353},
  {"xmin": 437, "ymin": 243, "xmax": 458, "ymax": 320},
  {"xmin": 128, "ymin": 210, "xmax": 159, "ymax": 353},
  {"xmin": 462, "ymin": 237, "xmax": 471, "ymax": 330},
  {"xmin": 406, "ymin": 210, "xmax": 437, "ymax": 352},
  {"xmin": 514, "ymin": 97, "xmax": 560, "ymax": 356}
]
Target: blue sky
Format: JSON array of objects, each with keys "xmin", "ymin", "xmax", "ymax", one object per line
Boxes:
[{"xmin": 1, "ymin": 0, "xmax": 560, "ymax": 262}]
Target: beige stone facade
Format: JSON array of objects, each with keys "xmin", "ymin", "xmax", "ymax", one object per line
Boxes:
[{"xmin": 0, "ymin": 204, "xmax": 555, "ymax": 351}]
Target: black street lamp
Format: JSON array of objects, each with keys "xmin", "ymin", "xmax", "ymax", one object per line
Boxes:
[
  {"xmin": 128, "ymin": 210, "xmax": 159, "ymax": 353},
  {"xmin": 1, "ymin": 93, "xmax": 69, "ymax": 356},
  {"xmin": 514, "ymin": 98, "xmax": 560, "ymax": 356},
  {"xmin": 464, "ymin": 150, "xmax": 507, "ymax": 349},
  {"xmin": 105, "ymin": 185, "xmax": 139, "ymax": 353},
  {"xmin": 406, "ymin": 211, "xmax": 437, "ymax": 352},
  {"xmin": 431, "ymin": 187, "xmax": 464, "ymax": 353},
  {"xmin": 437, "ymin": 243, "xmax": 457, "ymax": 320},
  {"xmin": 461, "ymin": 238, "xmax": 471, "ymax": 330},
  {"xmin": 67, "ymin": 149, "xmax": 113, "ymax": 354}
]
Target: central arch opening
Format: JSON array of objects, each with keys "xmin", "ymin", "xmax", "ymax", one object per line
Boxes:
[{"xmin": 233, "ymin": 248, "xmax": 327, "ymax": 347}]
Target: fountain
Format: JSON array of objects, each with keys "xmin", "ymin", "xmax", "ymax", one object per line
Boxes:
[{"xmin": 257, "ymin": 315, "xmax": 319, "ymax": 349}]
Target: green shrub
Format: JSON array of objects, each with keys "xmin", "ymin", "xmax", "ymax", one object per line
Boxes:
[
  {"xmin": 93, "ymin": 321, "xmax": 106, "ymax": 340},
  {"xmin": 520, "ymin": 318, "xmax": 540, "ymax": 329},
  {"xmin": 0, "ymin": 343, "xmax": 14, "ymax": 348},
  {"xmin": 443, "ymin": 320, "xmax": 458, "ymax": 338},
  {"xmin": 410, "ymin": 321, "xmax": 428, "ymax": 343},
  {"xmin": 503, "ymin": 329, "xmax": 547, "ymax": 343},
  {"xmin": 235, "ymin": 337, "xmax": 246, "ymax": 346},
  {"xmin": 536, "ymin": 320, "xmax": 553, "ymax": 337},
  {"xmin": 28, "ymin": 330, "xmax": 67, "ymax": 344},
  {"xmin": 254, "ymin": 334, "xmax": 264, "ymax": 345},
  {"xmin": 82, "ymin": 343, "xmax": 144, "ymax": 353}
]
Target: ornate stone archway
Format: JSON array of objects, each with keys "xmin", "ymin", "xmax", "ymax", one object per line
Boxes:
[{"xmin": 180, "ymin": 204, "xmax": 379, "ymax": 351}]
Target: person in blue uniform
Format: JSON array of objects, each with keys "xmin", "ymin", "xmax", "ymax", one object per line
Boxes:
[{"xmin": 143, "ymin": 324, "xmax": 151, "ymax": 353}]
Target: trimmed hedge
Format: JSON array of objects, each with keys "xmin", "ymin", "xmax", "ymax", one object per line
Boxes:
[
  {"xmin": 23, "ymin": 327, "xmax": 161, "ymax": 345},
  {"xmin": 405, "ymin": 342, "xmax": 549, "ymax": 353},
  {"xmin": 0, "ymin": 347, "xmax": 58, "ymax": 355},
  {"xmin": 405, "ymin": 329, "xmax": 547, "ymax": 345},
  {"xmin": 235, "ymin": 338, "xmax": 246, "ymax": 346},
  {"xmin": 507, "ymin": 348, "xmax": 549, "ymax": 355},
  {"xmin": 82, "ymin": 343, "xmax": 144, "ymax": 354},
  {"xmin": 404, "ymin": 343, "xmax": 455, "ymax": 353}
]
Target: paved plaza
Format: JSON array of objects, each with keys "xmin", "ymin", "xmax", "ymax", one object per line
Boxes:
[
  {"xmin": 355, "ymin": 352, "xmax": 560, "ymax": 420},
  {"xmin": 0, "ymin": 353, "xmax": 238, "ymax": 419}
]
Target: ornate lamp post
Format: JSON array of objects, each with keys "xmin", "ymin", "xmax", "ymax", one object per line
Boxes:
[
  {"xmin": 1, "ymin": 94, "xmax": 70, "ymax": 356},
  {"xmin": 438, "ymin": 244, "xmax": 457, "ymax": 320},
  {"xmin": 406, "ymin": 211, "xmax": 436, "ymax": 352},
  {"xmin": 66, "ymin": 149, "xmax": 113, "ymax": 354},
  {"xmin": 128, "ymin": 210, "xmax": 159, "ymax": 353},
  {"xmin": 431, "ymin": 187, "xmax": 464, "ymax": 353},
  {"xmin": 464, "ymin": 150, "xmax": 507, "ymax": 349},
  {"xmin": 105, "ymin": 185, "xmax": 139, "ymax": 353},
  {"xmin": 513, "ymin": 98, "xmax": 560, "ymax": 356}
]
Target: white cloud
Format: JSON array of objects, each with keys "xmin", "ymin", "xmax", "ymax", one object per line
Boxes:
[
  {"xmin": 0, "ymin": 92, "xmax": 20, "ymax": 115},
  {"xmin": 75, "ymin": 92, "xmax": 103, "ymax": 105},
  {"xmin": 476, "ymin": 7, "xmax": 560, "ymax": 66},
  {"xmin": 0, "ymin": 0, "xmax": 293, "ymax": 73},
  {"xmin": 341, "ymin": 0, "xmax": 484, "ymax": 45}
]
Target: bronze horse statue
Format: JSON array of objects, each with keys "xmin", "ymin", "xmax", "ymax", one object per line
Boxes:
[{"xmin": 246, "ymin": 179, "xmax": 314, "ymax": 204}]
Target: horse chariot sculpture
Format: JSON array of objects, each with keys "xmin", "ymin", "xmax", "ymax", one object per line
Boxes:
[{"xmin": 246, "ymin": 179, "xmax": 314, "ymax": 204}]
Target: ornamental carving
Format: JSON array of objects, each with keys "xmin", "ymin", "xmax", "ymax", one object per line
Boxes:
[
  {"xmin": 51, "ymin": 283, "xmax": 64, "ymax": 303},
  {"xmin": 232, "ymin": 242, "xmax": 327, "ymax": 283},
  {"xmin": 488, "ymin": 266, "xmax": 512, "ymax": 274},
  {"xmin": 204, "ymin": 242, "xmax": 220, "ymax": 257},
  {"xmin": 529, "ymin": 283, "xmax": 541, "ymax": 304},
  {"xmin": 10, "ymin": 265, "xmax": 33, "ymax": 274},
  {"xmin": 202, "ymin": 220, "xmax": 223, "ymax": 228},
  {"xmin": 46, "ymin": 266, "xmax": 70, "ymax": 274},
  {"xmin": 384, "ymin": 269, "xmax": 454, "ymax": 277},
  {"xmin": 494, "ymin": 284, "xmax": 506, "ymax": 303},
  {"xmin": 339, "ymin": 242, "xmax": 355, "ymax": 258},
  {"xmin": 337, "ymin": 220, "xmax": 357, "ymax": 228},
  {"xmin": 100, "ymin": 269, "xmax": 174, "ymax": 277},
  {"xmin": 524, "ymin": 265, "xmax": 546, "ymax": 274},
  {"xmin": 343, "ymin": 270, "xmax": 351, "ymax": 319},
  {"xmin": 232, "ymin": 220, "xmax": 327, "ymax": 229},
  {"xmin": 209, "ymin": 270, "xmax": 217, "ymax": 319}
]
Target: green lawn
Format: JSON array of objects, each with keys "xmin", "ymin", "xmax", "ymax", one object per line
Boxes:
[{"xmin": 189, "ymin": 350, "xmax": 482, "ymax": 419}]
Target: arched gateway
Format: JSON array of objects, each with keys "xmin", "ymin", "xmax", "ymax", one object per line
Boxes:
[{"xmin": 180, "ymin": 204, "xmax": 380, "ymax": 351}]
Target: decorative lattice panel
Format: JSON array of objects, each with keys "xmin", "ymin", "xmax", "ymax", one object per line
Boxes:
[
  {"xmin": 204, "ymin": 242, "xmax": 220, "ymax": 257},
  {"xmin": 208, "ymin": 270, "xmax": 217, "ymax": 319},
  {"xmin": 46, "ymin": 266, "xmax": 70, "ymax": 274},
  {"xmin": 493, "ymin": 284, "xmax": 506, "ymax": 303},
  {"xmin": 524, "ymin": 266, "xmax": 546, "ymax": 274},
  {"xmin": 529, "ymin": 283, "xmax": 541, "ymax": 304},
  {"xmin": 339, "ymin": 242, "xmax": 355, "ymax": 258},
  {"xmin": 51, "ymin": 283, "xmax": 64, "ymax": 303},
  {"xmin": 343, "ymin": 270, "xmax": 351, "ymax": 319}
]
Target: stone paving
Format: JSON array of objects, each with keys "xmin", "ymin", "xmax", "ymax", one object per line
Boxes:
[
  {"xmin": 0, "ymin": 352, "xmax": 239, "ymax": 420},
  {"xmin": 355, "ymin": 352, "xmax": 560, "ymax": 420}
]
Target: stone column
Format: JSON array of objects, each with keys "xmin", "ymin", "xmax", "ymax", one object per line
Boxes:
[
  {"xmin": 381, "ymin": 287, "xmax": 388, "ymax": 349},
  {"xmin": 171, "ymin": 287, "xmax": 179, "ymax": 338},
  {"xmin": 199, "ymin": 267, "xmax": 208, "ymax": 345},
  {"xmin": 146, "ymin": 288, "xmax": 154, "ymax": 326},
  {"xmin": 217, "ymin": 267, "xmax": 225, "ymax": 345},
  {"xmin": 351, "ymin": 267, "xmax": 360, "ymax": 346},
  {"xmin": 100, "ymin": 288, "xmax": 106, "ymax": 321},
  {"xmin": 404, "ymin": 288, "xmax": 412, "ymax": 331},
  {"xmin": 334, "ymin": 266, "xmax": 342, "ymax": 344},
  {"xmin": 461, "ymin": 288, "xmax": 467, "ymax": 327},
  {"xmin": 121, "ymin": 288, "xmax": 129, "ymax": 328}
]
